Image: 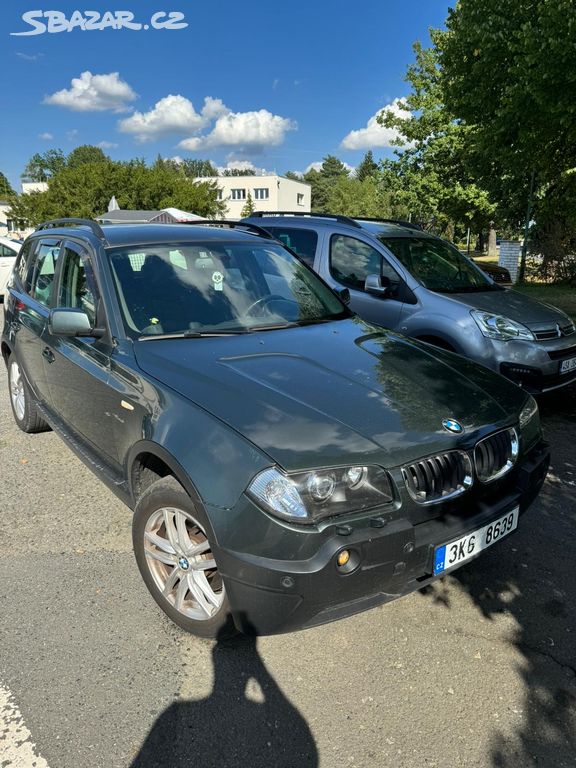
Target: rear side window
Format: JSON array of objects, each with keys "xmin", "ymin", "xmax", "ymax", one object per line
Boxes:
[
  {"xmin": 0, "ymin": 244, "xmax": 17, "ymax": 257},
  {"xmin": 14, "ymin": 241, "xmax": 34, "ymax": 287},
  {"xmin": 57, "ymin": 244, "xmax": 99, "ymax": 325},
  {"xmin": 30, "ymin": 241, "xmax": 61, "ymax": 306},
  {"xmin": 263, "ymin": 227, "xmax": 318, "ymax": 268},
  {"xmin": 329, "ymin": 235, "xmax": 382, "ymax": 291},
  {"xmin": 330, "ymin": 234, "xmax": 402, "ymax": 292}
]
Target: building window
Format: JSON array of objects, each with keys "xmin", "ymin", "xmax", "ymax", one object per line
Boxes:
[
  {"xmin": 297, "ymin": 193, "xmax": 305, "ymax": 206},
  {"xmin": 231, "ymin": 188, "xmax": 246, "ymax": 200},
  {"xmin": 254, "ymin": 188, "xmax": 269, "ymax": 200},
  {"xmin": 216, "ymin": 189, "xmax": 223, "ymax": 201}
]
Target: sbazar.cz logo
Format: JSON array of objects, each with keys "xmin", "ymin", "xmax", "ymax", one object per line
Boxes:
[{"xmin": 11, "ymin": 9, "xmax": 188, "ymax": 35}]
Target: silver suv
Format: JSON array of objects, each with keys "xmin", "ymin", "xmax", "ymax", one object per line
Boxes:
[{"xmin": 244, "ymin": 213, "xmax": 576, "ymax": 394}]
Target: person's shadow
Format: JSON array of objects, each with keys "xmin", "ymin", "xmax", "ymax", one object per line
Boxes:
[{"xmin": 131, "ymin": 624, "xmax": 318, "ymax": 768}]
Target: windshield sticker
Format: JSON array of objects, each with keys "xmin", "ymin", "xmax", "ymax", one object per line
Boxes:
[{"xmin": 212, "ymin": 271, "xmax": 224, "ymax": 291}]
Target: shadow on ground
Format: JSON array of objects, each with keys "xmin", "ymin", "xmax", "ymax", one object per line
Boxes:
[
  {"xmin": 130, "ymin": 628, "xmax": 318, "ymax": 768},
  {"xmin": 422, "ymin": 384, "xmax": 576, "ymax": 767}
]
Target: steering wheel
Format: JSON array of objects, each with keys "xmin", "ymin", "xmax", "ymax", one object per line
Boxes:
[{"xmin": 244, "ymin": 294, "xmax": 295, "ymax": 317}]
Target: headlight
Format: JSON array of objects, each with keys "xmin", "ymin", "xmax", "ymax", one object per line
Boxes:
[
  {"xmin": 519, "ymin": 396, "xmax": 539, "ymax": 429},
  {"xmin": 471, "ymin": 310, "xmax": 534, "ymax": 341},
  {"xmin": 246, "ymin": 465, "xmax": 394, "ymax": 524}
]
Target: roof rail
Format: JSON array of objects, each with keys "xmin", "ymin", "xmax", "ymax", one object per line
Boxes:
[
  {"xmin": 247, "ymin": 211, "xmax": 362, "ymax": 229},
  {"xmin": 183, "ymin": 219, "xmax": 276, "ymax": 239},
  {"xmin": 36, "ymin": 218, "xmax": 108, "ymax": 243},
  {"xmin": 355, "ymin": 217, "xmax": 423, "ymax": 231}
]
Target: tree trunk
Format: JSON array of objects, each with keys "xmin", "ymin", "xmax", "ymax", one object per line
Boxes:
[{"xmin": 488, "ymin": 225, "xmax": 498, "ymax": 257}]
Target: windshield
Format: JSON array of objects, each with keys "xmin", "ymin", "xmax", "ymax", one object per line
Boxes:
[
  {"xmin": 108, "ymin": 241, "xmax": 349, "ymax": 338},
  {"xmin": 378, "ymin": 236, "xmax": 498, "ymax": 293}
]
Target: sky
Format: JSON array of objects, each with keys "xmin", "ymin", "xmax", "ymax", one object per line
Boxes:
[{"xmin": 0, "ymin": 1, "xmax": 453, "ymax": 189}]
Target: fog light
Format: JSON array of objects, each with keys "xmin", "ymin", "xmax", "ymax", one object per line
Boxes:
[{"xmin": 337, "ymin": 549, "xmax": 350, "ymax": 567}]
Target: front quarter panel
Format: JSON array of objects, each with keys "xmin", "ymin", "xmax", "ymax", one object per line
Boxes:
[{"xmin": 107, "ymin": 348, "xmax": 272, "ymax": 510}]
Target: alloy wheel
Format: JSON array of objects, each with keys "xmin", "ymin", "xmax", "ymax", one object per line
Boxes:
[
  {"xmin": 9, "ymin": 360, "xmax": 26, "ymax": 422},
  {"xmin": 143, "ymin": 507, "xmax": 224, "ymax": 621}
]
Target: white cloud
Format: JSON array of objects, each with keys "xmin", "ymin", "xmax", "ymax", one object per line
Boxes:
[
  {"xmin": 340, "ymin": 98, "xmax": 412, "ymax": 150},
  {"xmin": 97, "ymin": 140, "xmax": 118, "ymax": 149},
  {"xmin": 38, "ymin": 132, "xmax": 53, "ymax": 140},
  {"xmin": 44, "ymin": 71, "xmax": 137, "ymax": 113},
  {"xmin": 179, "ymin": 109, "xmax": 296, "ymax": 152},
  {"xmin": 17, "ymin": 52, "xmax": 43, "ymax": 61},
  {"xmin": 119, "ymin": 95, "xmax": 227, "ymax": 143},
  {"xmin": 66, "ymin": 129, "xmax": 79, "ymax": 142}
]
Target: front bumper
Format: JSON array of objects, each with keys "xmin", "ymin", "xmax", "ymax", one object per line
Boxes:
[
  {"xmin": 214, "ymin": 441, "xmax": 549, "ymax": 635},
  {"xmin": 486, "ymin": 337, "xmax": 576, "ymax": 393}
]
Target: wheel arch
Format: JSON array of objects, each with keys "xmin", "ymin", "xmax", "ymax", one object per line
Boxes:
[
  {"xmin": 1, "ymin": 340, "xmax": 13, "ymax": 367},
  {"xmin": 128, "ymin": 441, "xmax": 206, "ymax": 513}
]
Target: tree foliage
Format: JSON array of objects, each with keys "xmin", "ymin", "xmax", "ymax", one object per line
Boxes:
[
  {"xmin": 10, "ymin": 158, "xmax": 224, "ymax": 225},
  {"xmin": 356, "ymin": 151, "xmax": 378, "ymax": 182},
  {"xmin": 379, "ymin": 37, "xmax": 497, "ymax": 238},
  {"xmin": 67, "ymin": 145, "xmax": 108, "ymax": 169},
  {"xmin": 240, "ymin": 192, "xmax": 255, "ymax": 218},
  {"xmin": 223, "ymin": 168, "xmax": 257, "ymax": 176},
  {"xmin": 438, "ymin": 0, "xmax": 576, "ymax": 270},
  {"xmin": 0, "ymin": 172, "xmax": 14, "ymax": 199},
  {"xmin": 22, "ymin": 149, "xmax": 66, "ymax": 182}
]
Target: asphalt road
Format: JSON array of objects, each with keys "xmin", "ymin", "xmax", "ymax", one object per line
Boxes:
[{"xmin": 1, "ymin": 317, "xmax": 575, "ymax": 768}]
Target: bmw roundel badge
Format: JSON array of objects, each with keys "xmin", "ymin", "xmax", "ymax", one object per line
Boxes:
[{"xmin": 442, "ymin": 418, "xmax": 463, "ymax": 434}]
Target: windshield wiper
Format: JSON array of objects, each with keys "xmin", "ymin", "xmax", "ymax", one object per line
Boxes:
[
  {"xmin": 245, "ymin": 317, "xmax": 343, "ymax": 333},
  {"xmin": 139, "ymin": 330, "xmax": 247, "ymax": 341}
]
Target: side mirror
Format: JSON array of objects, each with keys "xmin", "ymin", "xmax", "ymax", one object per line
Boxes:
[
  {"xmin": 49, "ymin": 308, "xmax": 105, "ymax": 338},
  {"xmin": 364, "ymin": 274, "xmax": 390, "ymax": 297},
  {"xmin": 335, "ymin": 287, "xmax": 350, "ymax": 305}
]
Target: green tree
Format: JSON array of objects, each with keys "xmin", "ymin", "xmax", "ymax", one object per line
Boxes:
[
  {"xmin": 10, "ymin": 158, "xmax": 224, "ymax": 225},
  {"xmin": 319, "ymin": 155, "xmax": 350, "ymax": 180},
  {"xmin": 438, "ymin": 0, "xmax": 576, "ymax": 274},
  {"xmin": 356, "ymin": 151, "xmax": 378, "ymax": 182},
  {"xmin": 180, "ymin": 159, "xmax": 219, "ymax": 178},
  {"xmin": 21, "ymin": 149, "xmax": 66, "ymax": 182},
  {"xmin": 303, "ymin": 156, "xmax": 351, "ymax": 212},
  {"xmin": 378, "ymin": 37, "xmax": 497, "ymax": 239},
  {"xmin": 67, "ymin": 145, "xmax": 108, "ymax": 168},
  {"xmin": 0, "ymin": 172, "xmax": 14, "ymax": 199},
  {"xmin": 222, "ymin": 168, "xmax": 257, "ymax": 176},
  {"xmin": 240, "ymin": 192, "xmax": 255, "ymax": 218},
  {"xmin": 284, "ymin": 171, "xmax": 303, "ymax": 182}
]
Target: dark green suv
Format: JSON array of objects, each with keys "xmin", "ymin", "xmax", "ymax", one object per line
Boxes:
[{"xmin": 2, "ymin": 219, "xmax": 549, "ymax": 637}]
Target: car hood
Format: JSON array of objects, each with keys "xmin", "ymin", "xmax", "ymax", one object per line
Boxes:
[
  {"xmin": 133, "ymin": 318, "xmax": 526, "ymax": 472},
  {"xmin": 449, "ymin": 288, "xmax": 572, "ymax": 329}
]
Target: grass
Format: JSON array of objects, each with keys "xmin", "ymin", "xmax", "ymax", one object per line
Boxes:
[{"xmin": 514, "ymin": 283, "xmax": 576, "ymax": 321}]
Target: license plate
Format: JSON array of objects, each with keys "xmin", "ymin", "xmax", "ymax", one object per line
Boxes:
[
  {"xmin": 560, "ymin": 356, "xmax": 576, "ymax": 374},
  {"xmin": 433, "ymin": 507, "xmax": 519, "ymax": 576}
]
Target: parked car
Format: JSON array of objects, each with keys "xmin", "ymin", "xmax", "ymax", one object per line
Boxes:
[
  {"xmin": 244, "ymin": 213, "xmax": 576, "ymax": 393},
  {"xmin": 0, "ymin": 236, "xmax": 21, "ymax": 300},
  {"xmin": 462, "ymin": 252, "xmax": 512, "ymax": 286},
  {"xmin": 2, "ymin": 219, "xmax": 549, "ymax": 638}
]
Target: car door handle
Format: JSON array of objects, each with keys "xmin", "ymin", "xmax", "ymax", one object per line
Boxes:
[{"xmin": 42, "ymin": 347, "xmax": 55, "ymax": 364}]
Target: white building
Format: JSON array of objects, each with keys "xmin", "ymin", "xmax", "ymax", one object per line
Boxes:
[
  {"xmin": 196, "ymin": 175, "xmax": 311, "ymax": 219},
  {"xmin": 0, "ymin": 182, "xmax": 50, "ymax": 239}
]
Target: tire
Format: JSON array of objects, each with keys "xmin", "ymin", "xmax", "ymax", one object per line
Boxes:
[
  {"xmin": 132, "ymin": 476, "xmax": 237, "ymax": 639},
  {"xmin": 7, "ymin": 354, "xmax": 50, "ymax": 434}
]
